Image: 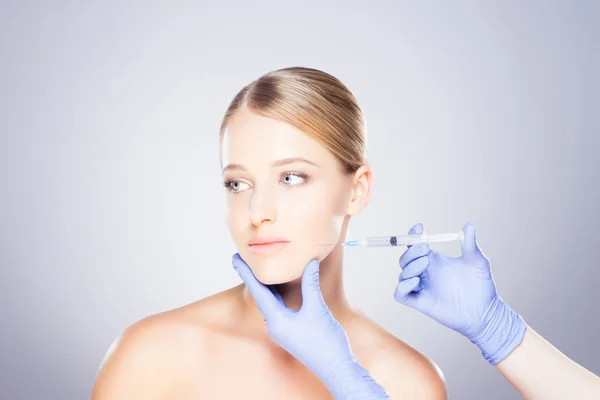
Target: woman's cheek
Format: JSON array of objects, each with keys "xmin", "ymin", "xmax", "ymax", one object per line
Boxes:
[
  {"xmin": 225, "ymin": 199, "xmax": 248, "ymax": 244},
  {"xmin": 299, "ymin": 194, "xmax": 345, "ymax": 243}
]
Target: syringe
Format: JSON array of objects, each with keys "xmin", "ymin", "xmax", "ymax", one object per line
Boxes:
[{"xmin": 318, "ymin": 231, "xmax": 464, "ymax": 247}]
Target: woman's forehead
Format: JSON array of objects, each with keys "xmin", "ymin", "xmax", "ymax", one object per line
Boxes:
[{"xmin": 221, "ymin": 110, "xmax": 336, "ymax": 170}]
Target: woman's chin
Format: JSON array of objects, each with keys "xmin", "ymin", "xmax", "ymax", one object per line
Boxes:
[
  {"xmin": 247, "ymin": 260, "xmax": 304, "ymax": 285},
  {"xmin": 253, "ymin": 270, "xmax": 303, "ymax": 286},
  {"xmin": 239, "ymin": 250, "xmax": 311, "ymax": 285}
]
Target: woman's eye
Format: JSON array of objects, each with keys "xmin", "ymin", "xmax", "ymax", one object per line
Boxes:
[
  {"xmin": 224, "ymin": 173, "xmax": 307, "ymax": 192},
  {"xmin": 224, "ymin": 180, "xmax": 250, "ymax": 193},
  {"xmin": 281, "ymin": 173, "xmax": 307, "ymax": 185}
]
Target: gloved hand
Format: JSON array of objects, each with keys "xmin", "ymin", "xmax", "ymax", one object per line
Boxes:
[
  {"xmin": 394, "ymin": 222, "xmax": 527, "ymax": 365},
  {"xmin": 232, "ymin": 253, "xmax": 389, "ymax": 399}
]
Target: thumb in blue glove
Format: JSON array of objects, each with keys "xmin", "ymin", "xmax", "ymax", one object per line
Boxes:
[
  {"xmin": 394, "ymin": 222, "xmax": 526, "ymax": 365},
  {"xmin": 232, "ymin": 253, "xmax": 389, "ymax": 399}
]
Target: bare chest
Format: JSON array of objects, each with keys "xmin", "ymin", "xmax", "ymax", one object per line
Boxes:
[{"xmin": 175, "ymin": 343, "xmax": 335, "ymax": 399}]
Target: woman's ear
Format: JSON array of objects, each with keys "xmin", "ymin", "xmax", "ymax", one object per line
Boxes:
[{"xmin": 347, "ymin": 165, "xmax": 372, "ymax": 215}]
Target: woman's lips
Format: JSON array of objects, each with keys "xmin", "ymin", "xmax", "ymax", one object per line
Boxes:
[{"xmin": 247, "ymin": 241, "xmax": 290, "ymax": 256}]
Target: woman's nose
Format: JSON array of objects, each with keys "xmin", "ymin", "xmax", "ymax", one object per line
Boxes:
[{"xmin": 249, "ymin": 190, "xmax": 277, "ymax": 226}]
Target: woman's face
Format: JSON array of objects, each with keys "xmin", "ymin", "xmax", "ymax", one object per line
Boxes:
[{"xmin": 221, "ymin": 108, "xmax": 359, "ymax": 285}]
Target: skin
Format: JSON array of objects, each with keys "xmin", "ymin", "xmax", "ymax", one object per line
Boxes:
[
  {"xmin": 90, "ymin": 107, "xmax": 447, "ymax": 399},
  {"xmin": 495, "ymin": 327, "xmax": 600, "ymax": 399}
]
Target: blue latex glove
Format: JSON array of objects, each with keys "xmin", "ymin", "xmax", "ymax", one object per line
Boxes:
[
  {"xmin": 394, "ymin": 222, "xmax": 527, "ymax": 365},
  {"xmin": 232, "ymin": 253, "xmax": 389, "ymax": 399}
]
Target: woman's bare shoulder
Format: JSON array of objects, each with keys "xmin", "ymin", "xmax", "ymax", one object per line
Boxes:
[
  {"xmin": 346, "ymin": 313, "xmax": 447, "ymax": 400},
  {"xmin": 90, "ymin": 285, "xmax": 244, "ymax": 399}
]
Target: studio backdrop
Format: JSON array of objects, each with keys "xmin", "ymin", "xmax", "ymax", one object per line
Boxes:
[{"xmin": 1, "ymin": 1, "xmax": 598, "ymax": 399}]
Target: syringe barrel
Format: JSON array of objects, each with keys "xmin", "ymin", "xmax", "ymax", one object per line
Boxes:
[
  {"xmin": 363, "ymin": 232, "xmax": 462, "ymax": 247},
  {"xmin": 363, "ymin": 235, "xmax": 423, "ymax": 247}
]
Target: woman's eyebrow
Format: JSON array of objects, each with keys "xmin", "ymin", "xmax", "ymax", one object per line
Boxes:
[
  {"xmin": 222, "ymin": 157, "xmax": 319, "ymax": 173},
  {"xmin": 271, "ymin": 157, "xmax": 319, "ymax": 168}
]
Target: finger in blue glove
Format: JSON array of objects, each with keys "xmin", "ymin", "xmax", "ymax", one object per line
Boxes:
[{"xmin": 394, "ymin": 222, "xmax": 527, "ymax": 365}]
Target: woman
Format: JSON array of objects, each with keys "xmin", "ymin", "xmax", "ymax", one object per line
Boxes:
[{"xmin": 90, "ymin": 67, "xmax": 447, "ymax": 399}]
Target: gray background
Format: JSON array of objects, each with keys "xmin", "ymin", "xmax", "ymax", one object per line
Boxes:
[{"xmin": 1, "ymin": 1, "xmax": 598, "ymax": 399}]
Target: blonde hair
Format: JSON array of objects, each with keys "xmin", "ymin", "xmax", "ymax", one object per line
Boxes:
[{"xmin": 219, "ymin": 67, "xmax": 367, "ymax": 173}]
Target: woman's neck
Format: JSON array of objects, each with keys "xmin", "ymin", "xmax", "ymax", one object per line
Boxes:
[
  {"xmin": 239, "ymin": 244, "xmax": 354, "ymax": 333},
  {"xmin": 277, "ymin": 245, "xmax": 350, "ymax": 315}
]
